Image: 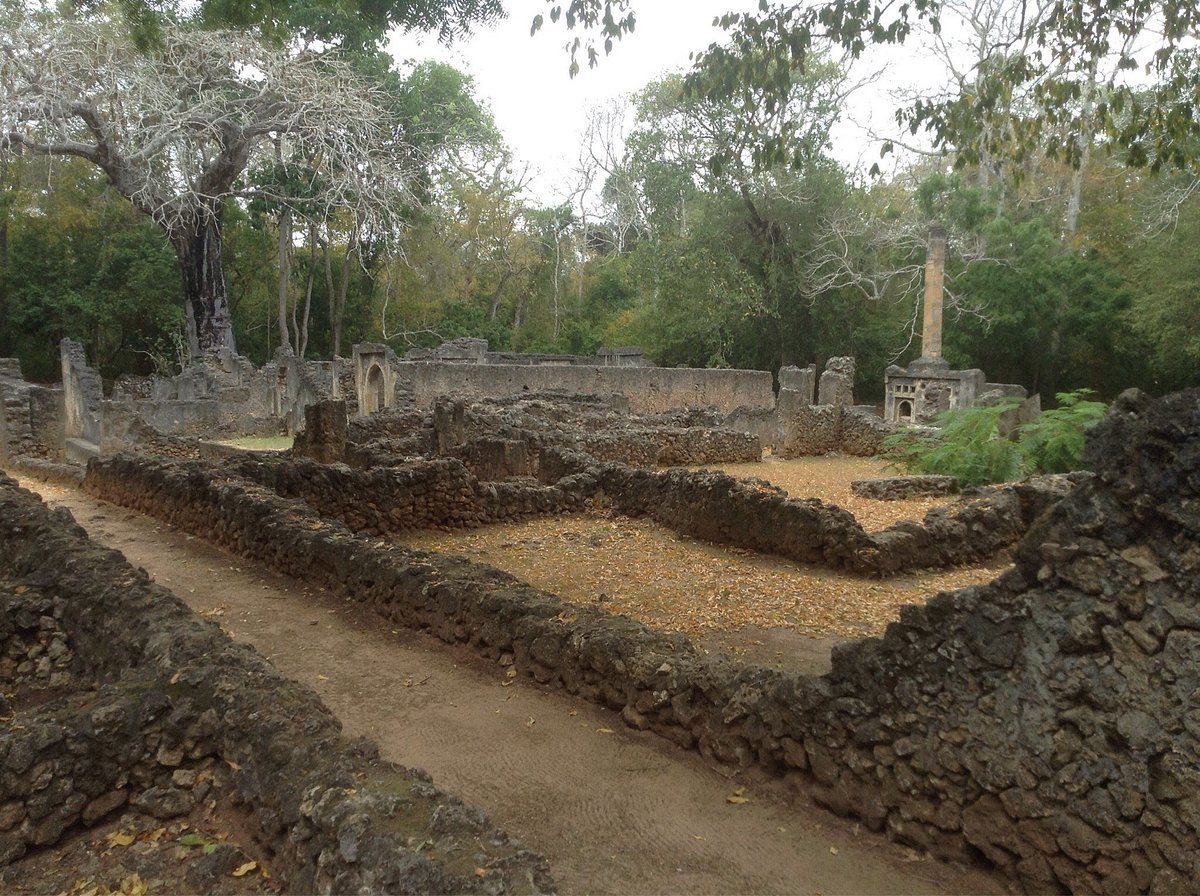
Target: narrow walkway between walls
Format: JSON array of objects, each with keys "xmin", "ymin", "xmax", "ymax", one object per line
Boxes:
[{"xmin": 17, "ymin": 476, "xmax": 1000, "ymax": 896}]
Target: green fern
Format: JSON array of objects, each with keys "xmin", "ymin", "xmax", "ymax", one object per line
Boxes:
[
  {"xmin": 1018, "ymin": 390, "xmax": 1108, "ymax": 474},
  {"xmin": 882, "ymin": 400, "xmax": 1024, "ymax": 487},
  {"xmin": 882, "ymin": 390, "xmax": 1109, "ymax": 486}
]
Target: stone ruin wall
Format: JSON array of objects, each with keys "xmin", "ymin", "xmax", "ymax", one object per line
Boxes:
[
  {"xmin": 49, "ymin": 340, "xmax": 360, "ymax": 462},
  {"xmin": 0, "ymin": 473, "xmax": 552, "ymax": 893},
  {"xmin": 77, "ymin": 388, "xmax": 1200, "ymax": 893},
  {"xmin": 0, "ymin": 359, "xmax": 63, "ymax": 465},
  {"xmin": 399, "ymin": 361, "xmax": 775, "ymax": 416},
  {"xmin": 6, "ymin": 339, "xmax": 898, "ymax": 467},
  {"xmin": 334, "ymin": 395, "xmax": 763, "ymax": 478},
  {"xmin": 268, "ymin": 395, "xmax": 1055, "ymax": 576}
]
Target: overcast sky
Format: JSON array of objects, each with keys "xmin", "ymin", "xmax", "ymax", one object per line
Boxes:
[{"xmin": 387, "ymin": 0, "xmax": 940, "ymax": 204}]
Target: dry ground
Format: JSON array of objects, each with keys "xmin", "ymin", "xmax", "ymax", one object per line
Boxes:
[
  {"xmin": 401, "ymin": 513, "xmax": 1007, "ymax": 672},
  {"xmin": 15, "ymin": 476, "xmax": 1001, "ymax": 896}
]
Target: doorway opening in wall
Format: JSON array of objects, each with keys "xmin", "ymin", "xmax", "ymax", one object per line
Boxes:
[
  {"xmin": 898, "ymin": 399, "xmax": 913, "ymax": 421},
  {"xmin": 365, "ymin": 364, "xmax": 386, "ymax": 414}
]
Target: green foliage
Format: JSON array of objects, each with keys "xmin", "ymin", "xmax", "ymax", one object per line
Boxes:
[
  {"xmin": 678, "ymin": 1, "xmax": 1200, "ymax": 177},
  {"xmin": 0, "ymin": 158, "xmax": 182, "ymax": 380},
  {"xmin": 429, "ymin": 301, "xmax": 512, "ymax": 349},
  {"xmin": 885, "ymin": 391, "xmax": 1109, "ymax": 486},
  {"xmin": 1018, "ymin": 390, "xmax": 1109, "ymax": 474},
  {"xmin": 80, "ymin": 0, "xmax": 505, "ymax": 50},
  {"xmin": 883, "ymin": 401, "xmax": 1025, "ymax": 488}
]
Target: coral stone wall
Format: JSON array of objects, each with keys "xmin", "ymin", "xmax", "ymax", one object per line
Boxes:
[
  {"xmin": 0, "ymin": 475, "xmax": 552, "ymax": 893},
  {"xmin": 224, "ymin": 455, "xmax": 578, "ymax": 534}
]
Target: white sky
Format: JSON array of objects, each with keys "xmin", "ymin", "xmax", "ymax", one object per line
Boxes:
[{"xmin": 387, "ymin": 0, "xmax": 942, "ymax": 204}]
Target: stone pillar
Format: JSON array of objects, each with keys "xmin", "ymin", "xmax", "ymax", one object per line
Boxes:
[
  {"xmin": 921, "ymin": 224, "xmax": 946, "ymax": 359},
  {"xmin": 817, "ymin": 357, "xmax": 856, "ymax": 407}
]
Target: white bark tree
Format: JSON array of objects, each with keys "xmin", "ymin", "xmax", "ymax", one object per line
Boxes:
[{"xmin": 0, "ymin": 10, "xmax": 413, "ymax": 356}]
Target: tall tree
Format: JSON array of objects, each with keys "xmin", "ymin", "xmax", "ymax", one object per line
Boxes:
[{"xmin": 1, "ymin": 10, "xmax": 412, "ymax": 355}]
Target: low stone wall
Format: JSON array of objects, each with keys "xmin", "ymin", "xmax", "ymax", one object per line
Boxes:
[
  {"xmin": 344, "ymin": 397, "xmax": 762, "ymax": 474},
  {"xmin": 0, "ymin": 474, "xmax": 552, "ymax": 892},
  {"xmin": 221, "ymin": 446, "xmax": 1045, "ymax": 575},
  {"xmin": 572, "ymin": 427, "xmax": 761, "ymax": 467},
  {"xmin": 541, "ymin": 447, "xmax": 1075, "ymax": 576},
  {"xmin": 851, "ymin": 475, "xmax": 960, "ymax": 500},
  {"xmin": 347, "ymin": 407, "xmax": 433, "ymax": 449},
  {"xmin": 224, "ymin": 454, "xmax": 579, "ymax": 534},
  {"xmin": 449, "ymin": 437, "xmax": 534, "ymax": 480},
  {"xmin": 80, "ymin": 386, "xmax": 1200, "ymax": 892}
]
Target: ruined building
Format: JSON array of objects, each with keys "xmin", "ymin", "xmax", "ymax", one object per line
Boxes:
[{"xmin": 884, "ymin": 226, "xmax": 1028, "ymax": 424}]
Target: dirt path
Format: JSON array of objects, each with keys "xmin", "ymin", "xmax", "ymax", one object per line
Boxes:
[{"xmin": 17, "ymin": 477, "xmax": 999, "ymax": 896}]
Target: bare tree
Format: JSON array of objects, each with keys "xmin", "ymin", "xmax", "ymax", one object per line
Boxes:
[
  {"xmin": 0, "ymin": 10, "xmax": 413, "ymax": 357},
  {"xmin": 803, "ymin": 200, "xmax": 996, "ymax": 359}
]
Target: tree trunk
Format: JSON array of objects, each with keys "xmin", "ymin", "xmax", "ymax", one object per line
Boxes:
[
  {"xmin": 175, "ymin": 204, "xmax": 237, "ymax": 357},
  {"xmin": 277, "ymin": 207, "xmax": 292, "ymax": 353},
  {"xmin": 298, "ymin": 222, "xmax": 316, "ymax": 358},
  {"xmin": 323, "ymin": 231, "xmax": 337, "ymax": 355},
  {"xmin": 487, "ymin": 269, "xmax": 514, "ymax": 321},
  {"xmin": 0, "ymin": 162, "xmax": 9, "ymax": 348},
  {"xmin": 333, "ymin": 224, "xmax": 355, "ymax": 357}
]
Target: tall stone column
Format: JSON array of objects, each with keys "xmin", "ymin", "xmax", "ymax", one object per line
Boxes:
[{"xmin": 921, "ymin": 224, "xmax": 947, "ymax": 359}]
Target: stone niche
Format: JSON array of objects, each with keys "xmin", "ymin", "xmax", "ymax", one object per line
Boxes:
[{"xmin": 353, "ymin": 343, "xmax": 398, "ymax": 416}]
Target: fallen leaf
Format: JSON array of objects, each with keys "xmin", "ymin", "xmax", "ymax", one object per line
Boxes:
[
  {"xmin": 118, "ymin": 874, "xmax": 147, "ymax": 896},
  {"xmin": 726, "ymin": 787, "xmax": 750, "ymax": 805},
  {"xmin": 106, "ymin": 831, "xmax": 136, "ymax": 847},
  {"xmin": 232, "ymin": 861, "xmax": 258, "ymax": 877},
  {"xmin": 316, "ymin": 674, "xmax": 329, "ymax": 681},
  {"xmin": 525, "ymin": 716, "xmax": 536, "ymax": 728},
  {"xmin": 474, "ymin": 868, "xmax": 489, "ymax": 877},
  {"xmin": 596, "ymin": 727, "xmax": 614, "ymax": 734},
  {"xmin": 829, "ymin": 847, "xmax": 839, "ymax": 856}
]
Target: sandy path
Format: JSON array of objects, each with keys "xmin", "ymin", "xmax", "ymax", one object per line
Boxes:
[{"xmin": 17, "ymin": 477, "xmax": 999, "ymax": 896}]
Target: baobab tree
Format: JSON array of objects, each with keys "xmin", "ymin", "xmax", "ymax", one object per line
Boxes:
[{"xmin": 0, "ymin": 10, "xmax": 412, "ymax": 356}]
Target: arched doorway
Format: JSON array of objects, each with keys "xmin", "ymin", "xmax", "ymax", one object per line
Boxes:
[
  {"xmin": 364, "ymin": 363, "xmax": 386, "ymax": 414},
  {"xmin": 897, "ymin": 399, "xmax": 913, "ymax": 422}
]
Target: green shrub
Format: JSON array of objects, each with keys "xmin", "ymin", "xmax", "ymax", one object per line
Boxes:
[
  {"xmin": 1018, "ymin": 390, "xmax": 1108, "ymax": 474},
  {"xmin": 882, "ymin": 400, "xmax": 1025, "ymax": 487},
  {"xmin": 882, "ymin": 389, "xmax": 1109, "ymax": 486}
]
